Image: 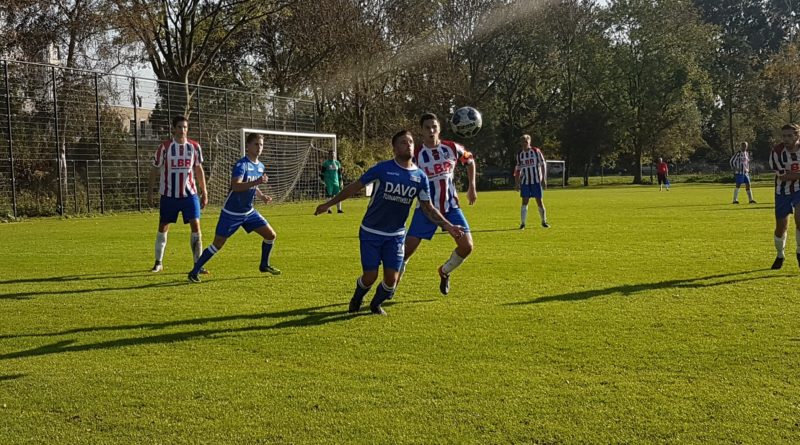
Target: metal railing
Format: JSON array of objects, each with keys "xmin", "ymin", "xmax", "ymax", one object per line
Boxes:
[{"xmin": 0, "ymin": 59, "xmax": 317, "ymax": 217}]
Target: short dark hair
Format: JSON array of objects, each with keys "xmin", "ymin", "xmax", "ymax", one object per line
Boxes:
[
  {"xmin": 782, "ymin": 123, "xmax": 800, "ymax": 133},
  {"xmin": 245, "ymin": 132, "xmax": 263, "ymax": 145},
  {"xmin": 392, "ymin": 129, "xmax": 413, "ymax": 146},
  {"xmin": 419, "ymin": 112, "xmax": 439, "ymax": 127},
  {"xmin": 172, "ymin": 115, "xmax": 188, "ymax": 128}
]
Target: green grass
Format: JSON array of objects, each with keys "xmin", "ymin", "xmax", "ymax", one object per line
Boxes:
[{"xmin": 1, "ymin": 183, "xmax": 798, "ymax": 444}]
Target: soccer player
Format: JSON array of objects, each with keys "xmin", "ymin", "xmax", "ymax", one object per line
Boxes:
[
  {"xmin": 730, "ymin": 142, "xmax": 756, "ymax": 204},
  {"xmin": 320, "ymin": 152, "xmax": 344, "ymax": 213},
  {"xmin": 148, "ymin": 115, "xmax": 208, "ymax": 273},
  {"xmin": 399, "ymin": 112, "xmax": 477, "ymax": 296},
  {"xmin": 514, "ymin": 134, "xmax": 549, "ymax": 229},
  {"xmin": 188, "ymin": 133, "xmax": 280, "ymax": 282},
  {"xmin": 657, "ymin": 157, "xmax": 670, "ymax": 191},
  {"xmin": 769, "ymin": 123, "xmax": 800, "ymax": 270},
  {"xmin": 314, "ymin": 130, "xmax": 464, "ymax": 315}
]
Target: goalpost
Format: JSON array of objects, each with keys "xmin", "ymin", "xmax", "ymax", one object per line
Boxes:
[
  {"xmin": 207, "ymin": 128, "xmax": 337, "ymax": 205},
  {"xmin": 546, "ymin": 160, "xmax": 566, "ymax": 187}
]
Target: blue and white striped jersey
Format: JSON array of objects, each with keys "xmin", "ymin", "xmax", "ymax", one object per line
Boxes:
[
  {"xmin": 515, "ymin": 148, "xmax": 546, "ymax": 185},
  {"xmin": 730, "ymin": 151, "xmax": 750, "ymax": 175}
]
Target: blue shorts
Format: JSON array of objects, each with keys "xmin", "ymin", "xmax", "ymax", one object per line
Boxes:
[
  {"xmin": 215, "ymin": 210, "xmax": 268, "ymax": 238},
  {"xmin": 735, "ymin": 174, "xmax": 750, "ymax": 186},
  {"xmin": 775, "ymin": 192, "xmax": 800, "ymax": 219},
  {"xmin": 407, "ymin": 207, "xmax": 470, "ymax": 241},
  {"xmin": 359, "ymin": 229, "xmax": 404, "ymax": 272},
  {"xmin": 159, "ymin": 195, "xmax": 201, "ymax": 224},
  {"xmin": 520, "ymin": 183, "xmax": 543, "ymax": 199}
]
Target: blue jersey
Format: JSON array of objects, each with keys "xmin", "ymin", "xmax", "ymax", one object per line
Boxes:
[
  {"xmin": 359, "ymin": 160, "xmax": 430, "ymax": 236},
  {"xmin": 222, "ymin": 156, "xmax": 265, "ymax": 215}
]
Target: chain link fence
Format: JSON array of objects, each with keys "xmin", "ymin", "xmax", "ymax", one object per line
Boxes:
[{"xmin": 0, "ymin": 59, "xmax": 316, "ymax": 218}]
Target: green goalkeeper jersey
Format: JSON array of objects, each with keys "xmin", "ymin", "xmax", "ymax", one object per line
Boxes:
[{"xmin": 321, "ymin": 159, "xmax": 342, "ymax": 185}]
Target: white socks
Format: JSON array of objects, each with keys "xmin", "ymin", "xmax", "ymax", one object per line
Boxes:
[
  {"xmin": 746, "ymin": 189, "xmax": 754, "ymax": 202},
  {"xmin": 155, "ymin": 232, "xmax": 167, "ymax": 261},
  {"xmin": 190, "ymin": 232, "xmax": 202, "ymax": 263},
  {"xmin": 337, "ymin": 202, "xmax": 343, "ymax": 211},
  {"xmin": 442, "ymin": 250, "xmax": 466, "ymax": 275},
  {"xmin": 538, "ymin": 206, "xmax": 547, "ymax": 223},
  {"xmin": 521, "ymin": 205, "xmax": 528, "ymax": 225},
  {"xmin": 733, "ymin": 188, "xmax": 739, "ymax": 201},
  {"xmin": 775, "ymin": 234, "xmax": 787, "ymax": 259}
]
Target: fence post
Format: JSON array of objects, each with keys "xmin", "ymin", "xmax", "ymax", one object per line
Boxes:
[
  {"xmin": 94, "ymin": 73, "xmax": 105, "ymax": 213},
  {"xmin": 4, "ymin": 60, "xmax": 17, "ymax": 218},
  {"xmin": 85, "ymin": 160, "xmax": 90, "ymax": 212},
  {"xmin": 166, "ymin": 81, "xmax": 172, "ymax": 126},
  {"xmin": 132, "ymin": 77, "xmax": 142, "ymax": 211},
  {"xmin": 249, "ymin": 93, "xmax": 254, "ymax": 128},
  {"xmin": 72, "ymin": 160, "xmax": 78, "ymax": 214},
  {"xmin": 52, "ymin": 66, "xmax": 64, "ymax": 215},
  {"xmin": 196, "ymin": 87, "xmax": 205, "ymax": 158},
  {"xmin": 224, "ymin": 90, "xmax": 229, "ymax": 131}
]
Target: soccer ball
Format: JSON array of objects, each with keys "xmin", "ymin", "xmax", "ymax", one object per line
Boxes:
[{"xmin": 450, "ymin": 106, "xmax": 482, "ymax": 138}]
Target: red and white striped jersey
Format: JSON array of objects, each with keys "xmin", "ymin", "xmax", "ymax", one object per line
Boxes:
[
  {"xmin": 730, "ymin": 150, "xmax": 750, "ymax": 175},
  {"xmin": 414, "ymin": 140, "xmax": 474, "ymax": 213},
  {"xmin": 769, "ymin": 143, "xmax": 800, "ymax": 195},
  {"xmin": 514, "ymin": 147, "xmax": 546, "ymax": 184},
  {"xmin": 152, "ymin": 139, "xmax": 204, "ymax": 198}
]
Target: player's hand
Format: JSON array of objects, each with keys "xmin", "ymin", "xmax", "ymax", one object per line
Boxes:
[
  {"xmin": 542, "ymin": 182, "xmax": 548, "ymax": 190},
  {"xmin": 467, "ymin": 187, "xmax": 477, "ymax": 205},
  {"xmin": 200, "ymin": 193, "xmax": 208, "ymax": 209},
  {"xmin": 261, "ymin": 194, "xmax": 273, "ymax": 204},
  {"xmin": 256, "ymin": 174, "xmax": 269, "ymax": 185},
  {"xmin": 314, "ymin": 203, "xmax": 331, "ymax": 215},
  {"xmin": 148, "ymin": 192, "xmax": 155, "ymax": 207},
  {"xmin": 446, "ymin": 224, "xmax": 465, "ymax": 240}
]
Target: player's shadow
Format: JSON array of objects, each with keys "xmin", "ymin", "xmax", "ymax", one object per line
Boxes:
[
  {"xmin": 0, "ymin": 270, "xmax": 177, "ymax": 286},
  {"xmin": 507, "ymin": 270, "xmax": 776, "ymax": 305},
  {"xmin": 0, "ymin": 300, "xmax": 435, "ymax": 360},
  {"xmin": 0, "ymin": 278, "xmax": 202, "ymax": 300},
  {"xmin": 0, "ymin": 374, "xmax": 25, "ymax": 382}
]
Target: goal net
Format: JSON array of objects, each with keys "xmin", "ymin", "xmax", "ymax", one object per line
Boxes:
[
  {"xmin": 207, "ymin": 128, "xmax": 337, "ymax": 205},
  {"xmin": 546, "ymin": 160, "xmax": 566, "ymax": 187}
]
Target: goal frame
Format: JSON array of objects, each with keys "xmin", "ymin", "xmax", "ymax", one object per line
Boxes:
[
  {"xmin": 546, "ymin": 160, "xmax": 566, "ymax": 187},
  {"xmin": 238, "ymin": 128, "xmax": 337, "ymax": 158}
]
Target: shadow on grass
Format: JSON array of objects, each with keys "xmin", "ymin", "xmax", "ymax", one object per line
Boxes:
[
  {"xmin": 506, "ymin": 270, "xmax": 778, "ymax": 305},
  {"xmin": 0, "ymin": 300, "xmax": 435, "ymax": 360},
  {"xmin": 0, "ymin": 278, "xmax": 200, "ymax": 300},
  {"xmin": 0, "ymin": 270, "xmax": 183, "ymax": 286},
  {"xmin": 0, "ymin": 374, "xmax": 25, "ymax": 382}
]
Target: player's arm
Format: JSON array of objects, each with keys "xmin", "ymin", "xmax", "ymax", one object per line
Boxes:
[
  {"xmin": 148, "ymin": 167, "xmax": 159, "ymax": 206},
  {"xmin": 255, "ymin": 187, "xmax": 272, "ymax": 204},
  {"xmin": 314, "ymin": 180, "xmax": 364, "ymax": 215},
  {"xmin": 514, "ymin": 167, "xmax": 520, "ymax": 190},
  {"xmin": 230, "ymin": 174, "xmax": 267, "ymax": 192},
  {"xmin": 420, "ymin": 200, "xmax": 464, "ymax": 240},
  {"xmin": 193, "ymin": 163, "xmax": 208, "ymax": 209},
  {"xmin": 538, "ymin": 151, "xmax": 547, "ymax": 189}
]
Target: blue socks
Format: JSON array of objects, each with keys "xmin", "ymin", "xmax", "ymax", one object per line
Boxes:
[
  {"xmin": 191, "ymin": 244, "xmax": 218, "ymax": 275},
  {"xmin": 261, "ymin": 239, "xmax": 274, "ymax": 268}
]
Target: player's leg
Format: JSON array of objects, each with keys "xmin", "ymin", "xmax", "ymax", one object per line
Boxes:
[
  {"xmin": 438, "ymin": 209, "xmax": 473, "ymax": 296},
  {"xmin": 153, "ymin": 196, "xmax": 179, "ymax": 272},
  {"xmin": 394, "ymin": 209, "xmax": 435, "ymax": 294},
  {"xmin": 188, "ymin": 211, "xmax": 237, "ymax": 282},
  {"xmin": 325, "ymin": 183, "xmax": 335, "ymax": 213},
  {"xmin": 334, "ymin": 184, "xmax": 343, "ymax": 212},
  {"xmin": 183, "ymin": 195, "xmax": 205, "ymax": 272},
  {"xmin": 532, "ymin": 184, "xmax": 548, "ymax": 227},
  {"xmin": 351, "ymin": 235, "xmax": 381, "ymax": 313},
  {"xmin": 369, "ymin": 237, "xmax": 403, "ymax": 315},
  {"xmin": 744, "ymin": 176, "xmax": 755, "ymax": 203},
  {"xmin": 520, "ymin": 191, "xmax": 530, "ymax": 229},
  {"xmin": 732, "ymin": 179, "xmax": 740, "ymax": 204},
  {"xmin": 252, "ymin": 219, "xmax": 280, "ymax": 275},
  {"xmin": 772, "ymin": 195, "xmax": 791, "ymax": 269}
]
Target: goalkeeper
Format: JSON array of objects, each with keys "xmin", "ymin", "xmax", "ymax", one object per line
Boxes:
[{"xmin": 321, "ymin": 153, "xmax": 344, "ymax": 213}]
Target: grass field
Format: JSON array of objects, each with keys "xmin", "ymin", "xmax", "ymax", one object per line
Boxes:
[{"xmin": 1, "ymin": 183, "xmax": 799, "ymax": 444}]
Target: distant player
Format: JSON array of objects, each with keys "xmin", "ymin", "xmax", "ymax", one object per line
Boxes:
[
  {"xmin": 395, "ymin": 113, "xmax": 477, "ymax": 296},
  {"xmin": 148, "ymin": 115, "xmax": 208, "ymax": 273},
  {"xmin": 657, "ymin": 157, "xmax": 670, "ymax": 191},
  {"xmin": 320, "ymin": 152, "xmax": 344, "ymax": 213},
  {"xmin": 730, "ymin": 142, "xmax": 756, "ymax": 204},
  {"xmin": 314, "ymin": 130, "xmax": 464, "ymax": 315},
  {"xmin": 514, "ymin": 134, "xmax": 550, "ymax": 229},
  {"xmin": 188, "ymin": 133, "xmax": 280, "ymax": 282},
  {"xmin": 768, "ymin": 123, "xmax": 800, "ymax": 270}
]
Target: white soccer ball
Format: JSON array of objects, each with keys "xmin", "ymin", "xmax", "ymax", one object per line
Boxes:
[{"xmin": 450, "ymin": 106, "xmax": 483, "ymax": 138}]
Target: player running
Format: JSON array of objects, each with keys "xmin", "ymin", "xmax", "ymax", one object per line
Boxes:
[
  {"xmin": 514, "ymin": 134, "xmax": 550, "ymax": 229},
  {"xmin": 314, "ymin": 130, "xmax": 464, "ymax": 316},
  {"xmin": 769, "ymin": 124, "xmax": 800, "ymax": 270},
  {"xmin": 188, "ymin": 133, "xmax": 280, "ymax": 282},
  {"xmin": 148, "ymin": 115, "xmax": 208, "ymax": 274}
]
